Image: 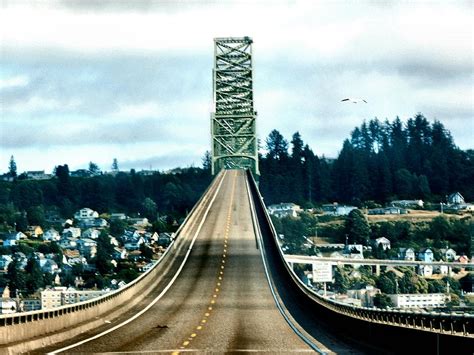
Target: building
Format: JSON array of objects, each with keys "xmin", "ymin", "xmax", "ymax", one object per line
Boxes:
[
  {"xmin": 321, "ymin": 204, "xmax": 357, "ymax": 216},
  {"xmin": 74, "ymin": 208, "xmax": 99, "ymax": 220},
  {"xmin": 0, "ymin": 286, "xmax": 17, "ymax": 314},
  {"xmin": 418, "ymin": 248, "xmax": 434, "ymax": 263},
  {"xmin": 25, "ymin": 170, "xmax": 52, "ymax": 180},
  {"xmin": 390, "ymin": 200, "xmax": 424, "ymax": 208},
  {"xmin": 347, "ymin": 286, "xmax": 381, "ymax": 307},
  {"xmin": 43, "ymin": 228, "xmax": 60, "ymax": 241},
  {"xmin": 26, "ymin": 226, "xmax": 43, "ymax": 238},
  {"xmin": 418, "ymin": 265, "xmax": 433, "ymax": 277},
  {"xmin": 41, "ymin": 287, "xmax": 109, "ymax": 309},
  {"xmin": 389, "ymin": 293, "xmax": 448, "ymax": 309},
  {"xmin": 398, "ymin": 248, "xmax": 415, "ymax": 261},
  {"xmin": 447, "ymin": 192, "xmax": 464, "ymax": 205},
  {"xmin": 374, "ymin": 237, "xmax": 391, "ymax": 250},
  {"xmin": 267, "ymin": 203, "xmax": 302, "ymax": 218},
  {"xmin": 440, "ymin": 248, "xmax": 457, "ymax": 261},
  {"xmin": 20, "ymin": 298, "xmax": 41, "ymax": 312}
]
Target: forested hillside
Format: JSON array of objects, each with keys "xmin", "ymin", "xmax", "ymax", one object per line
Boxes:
[
  {"xmin": 0, "ymin": 166, "xmax": 212, "ymax": 231},
  {"xmin": 260, "ymin": 113, "xmax": 474, "ymax": 206}
]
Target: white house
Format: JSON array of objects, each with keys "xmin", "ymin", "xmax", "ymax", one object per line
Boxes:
[
  {"xmin": 43, "ymin": 228, "xmax": 60, "ymax": 241},
  {"xmin": 322, "ymin": 204, "xmax": 357, "ymax": 216},
  {"xmin": 398, "ymin": 248, "xmax": 415, "ymax": 261},
  {"xmin": 418, "ymin": 265, "xmax": 433, "ymax": 277},
  {"xmin": 74, "ymin": 208, "xmax": 99, "ymax": 220},
  {"xmin": 267, "ymin": 203, "xmax": 302, "ymax": 218},
  {"xmin": 83, "ymin": 228, "xmax": 100, "ymax": 240},
  {"xmin": 62, "ymin": 227, "xmax": 81, "ymax": 239},
  {"xmin": 374, "ymin": 237, "xmax": 391, "ymax": 250},
  {"xmin": 4, "ymin": 232, "xmax": 27, "ymax": 242},
  {"xmin": 447, "ymin": 192, "xmax": 464, "ymax": 205},
  {"xmin": 440, "ymin": 248, "xmax": 457, "ymax": 261},
  {"xmin": 0, "ymin": 255, "xmax": 13, "ymax": 272},
  {"xmin": 418, "ymin": 248, "xmax": 434, "ymax": 262}
]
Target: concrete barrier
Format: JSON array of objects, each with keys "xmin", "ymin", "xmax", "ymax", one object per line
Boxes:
[{"xmin": 0, "ymin": 171, "xmax": 225, "ymax": 353}]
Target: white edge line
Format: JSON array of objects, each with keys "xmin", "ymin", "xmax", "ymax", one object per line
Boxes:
[
  {"xmin": 49, "ymin": 170, "xmax": 227, "ymax": 354},
  {"xmin": 244, "ymin": 173, "xmax": 327, "ymax": 355}
]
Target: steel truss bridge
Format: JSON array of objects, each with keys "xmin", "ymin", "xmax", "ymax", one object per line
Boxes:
[
  {"xmin": 211, "ymin": 37, "xmax": 258, "ymax": 176},
  {"xmin": 1, "ymin": 38, "xmax": 473, "ymax": 354}
]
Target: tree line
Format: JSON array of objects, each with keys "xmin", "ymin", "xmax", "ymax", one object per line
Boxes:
[
  {"xmin": 0, "ymin": 165, "xmax": 212, "ymax": 231},
  {"xmin": 259, "ymin": 113, "xmax": 474, "ymax": 206}
]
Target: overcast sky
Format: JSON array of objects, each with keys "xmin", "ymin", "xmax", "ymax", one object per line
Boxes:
[{"xmin": 1, "ymin": 0, "xmax": 472, "ymax": 174}]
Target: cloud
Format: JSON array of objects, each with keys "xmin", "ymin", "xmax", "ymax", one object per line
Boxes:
[{"xmin": 0, "ymin": 1, "xmax": 472, "ymax": 173}]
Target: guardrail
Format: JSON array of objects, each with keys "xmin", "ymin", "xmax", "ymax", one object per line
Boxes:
[
  {"xmin": 245, "ymin": 170, "xmax": 473, "ymax": 340},
  {"xmin": 284, "ymin": 255, "xmax": 473, "ymax": 269},
  {"xmin": 0, "ymin": 171, "xmax": 225, "ymax": 351}
]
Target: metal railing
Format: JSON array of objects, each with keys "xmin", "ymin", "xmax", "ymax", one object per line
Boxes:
[{"xmin": 245, "ymin": 170, "xmax": 473, "ymax": 338}]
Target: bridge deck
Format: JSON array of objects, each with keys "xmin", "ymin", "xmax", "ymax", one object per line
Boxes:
[{"xmin": 44, "ymin": 170, "xmax": 349, "ymax": 353}]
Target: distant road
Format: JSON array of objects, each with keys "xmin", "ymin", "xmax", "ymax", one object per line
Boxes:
[{"xmin": 284, "ymin": 255, "xmax": 473, "ymax": 268}]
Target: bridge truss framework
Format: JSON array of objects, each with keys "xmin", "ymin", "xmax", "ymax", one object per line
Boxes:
[{"xmin": 211, "ymin": 37, "xmax": 259, "ymax": 176}]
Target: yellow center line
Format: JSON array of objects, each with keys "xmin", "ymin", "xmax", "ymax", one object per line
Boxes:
[{"xmin": 177, "ymin": 171, "xmax": 238, "ymax": 351}]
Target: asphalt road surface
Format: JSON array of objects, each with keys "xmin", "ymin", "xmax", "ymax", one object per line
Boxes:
[{"xmin": 44, "ymin": 170, "xmax": 360, "ymax": 354}]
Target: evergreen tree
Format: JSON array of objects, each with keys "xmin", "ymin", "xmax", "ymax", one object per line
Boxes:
[
  {"xmin": 7, "ymin": 258, "xmax": 26, "ymax": 296},
  {"xmin": 25, "ymin": 257, "xmax": 44, "ymax": 295},
  {"xmin": 111, "ymin": 158, "xmax": 119, "ymax": 172},
  {"xmin": 8, "ymin": 155, "xmax": 17, "ymax": 178},
  {"xmin": 345, "ymin": 209, "xmax": 370, "ymax": 245}
]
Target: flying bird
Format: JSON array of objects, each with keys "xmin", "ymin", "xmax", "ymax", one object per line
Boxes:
[{"xmin": 341, "ymin": 98, "xmax": 367, "ymax": 103}]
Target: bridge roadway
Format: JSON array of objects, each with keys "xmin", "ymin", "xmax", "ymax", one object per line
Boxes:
[{"xmin": 43, "ymin": 170, "xmax": 360, "ymax": 354}]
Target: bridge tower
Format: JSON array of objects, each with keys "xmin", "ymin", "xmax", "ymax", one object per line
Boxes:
[{"xmin": 211, "ymin": 37, "xmax": 259, "ymax": 176}]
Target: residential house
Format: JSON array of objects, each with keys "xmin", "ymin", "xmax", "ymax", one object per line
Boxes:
[
  {"xmin": 4, "ymin": 232, "xmax": 27, "ymax": 242},
  {"xmin": 374, "ymin": 237, "xmax": 391, "ymax": 250},
  {"xmin": 322, "ymin": 204, "xmax": 357, "ymax": 216},
  {"xmin": 41, "ymin": 259, "xmax": 59, "ymax": 274},
  {"xmin": 418, "ymin": 248, "xmax": 434, "ymax": 263},
  {"xmin": 418, "ymin": 265, "xmax": 433, "ymax": 277},
  {"xmin": 0, "ymin": 255, "xmax": 13, "ymax": 272},
  {"xmin": 158, "ymin": 233, "xmax": 172, "ymax": 247},
  {"xmin": 440, "ymin": 248, "xmax": 457, "ymax": 261},
  {"xmin": 26, "ymin": 226, "xmax": 43, "ymax": 238},
  {"xmin": 76, "ymin": 238, "xmax": 97, "ymax": 258},
  {"xmin": 110, "ymin": 213, "xmax": 127, "ymax": 220},
  {"xmin": 83, "ymin": 228, "xmax": 100, "ymax": 240},
  {"xmin": 124, "ymin": 237, "xmax": 145, "ymax": 251},
  {"xmin": 113, "ymin": 247, "xmax": 128, "ymax": 260},
  {"xmin": 390, "ymin": 200, "xmax": 424, "ymax": 208},
  {"xmin": 74, "ymin": 208, "xmax": 99, "ymax": 220},
  {"xmin": 43, "ymin": 228, "xmax": 60, "ymax": 242},
  {"xmin": 3, "ymin": 238, "xmax": 18, "ymax": 247},
  {"xmin": 434, "ymin": 264, "xmax": 450, "ymax": 275},
  {"xmin": 447, "ymin": 192, "xmax": 464, "ymax": 205},
  {"xmin": 343, "ymin": 244, "xmax": 364, "ymax": 260},
  {"xmin": 267, "ymin": 203, "xmax": 302, "ymax": 218},
  {"xmin": 384, "ymin": 207, "xmax": 407, "ymax": 215},
  {"xmin": 59, "ymin": 237, "xmax": 77, "ymax": 249},
  {"xmin": 62, "ymin": 227, "xmax": 81, "ymax": 239},
  {"xmin": 398, "ymin": 248, "xmax": 415, "ymax": 261},
  {"xmin": 347, "ymin": 286, "xmax": 381, "ymax": 307},
  {"xmin": 25, "ymin": 170, "xmax": 52, "ymax": 180},
  {"xmin": 0, "ymin": 287, "xmax": 17, "ymax": 314}
]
